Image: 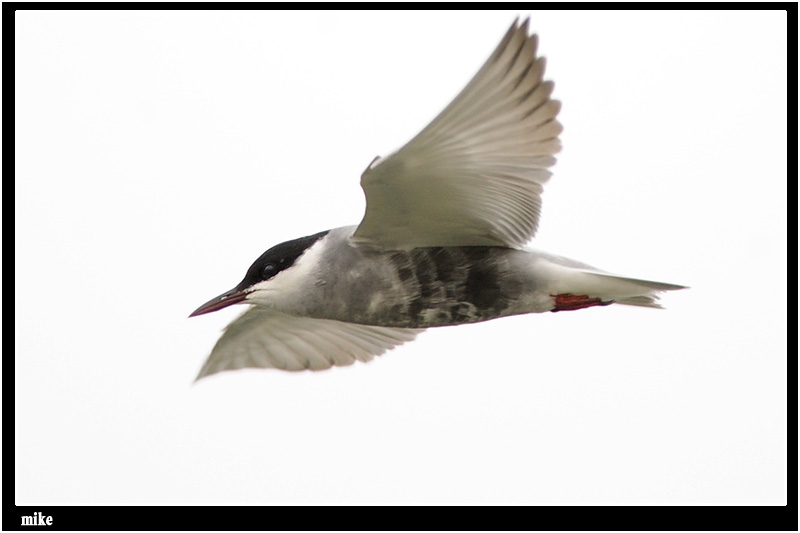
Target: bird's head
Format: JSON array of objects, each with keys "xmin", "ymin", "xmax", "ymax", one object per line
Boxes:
[{"xmin": 189, "ymin": 230, "xmax": 330, "ymax": 317}]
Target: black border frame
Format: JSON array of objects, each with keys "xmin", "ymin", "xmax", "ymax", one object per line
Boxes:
[{"xmin": 8, "ymin": 2, "xmax": 796, "ymax": 530}]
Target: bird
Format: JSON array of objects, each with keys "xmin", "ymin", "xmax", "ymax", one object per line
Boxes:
[{"xmin": 189, "ymin": 18, "xmax": 685, "ymax": 380}]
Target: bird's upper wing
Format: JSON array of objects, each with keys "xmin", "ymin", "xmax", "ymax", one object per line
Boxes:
[
  {"xmin": 351, "ymin": 18, "xmax": 562, "ymax": 250},
  {"xmin": 196, "ymin": 308, "xmax": 424, "ymax": 380}
]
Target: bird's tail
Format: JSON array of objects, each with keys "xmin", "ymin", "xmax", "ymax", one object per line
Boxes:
[
  {"xmin": 572, "ymin": 271, "xmax": 686, "ymax": 309},
  {"xmin": 532, "ymin": 254, "xmax": 686, "ymax": 311}
]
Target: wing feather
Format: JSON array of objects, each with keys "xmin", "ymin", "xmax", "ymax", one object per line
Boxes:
[
  {"xmin": 352, "ymin": 18, "xmax": 562, "ymax": 250},
  {"xmin": 196, "ymin": 309, "xmax": 424, "ymax": 380}
]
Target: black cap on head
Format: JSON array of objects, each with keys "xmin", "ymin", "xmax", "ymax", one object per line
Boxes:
[
  {"xmin": 239, "ymin": 230, "xmax": 331, "ymax": 288},
  {"xmin": 189, "ymin": 230, "xmax": 330, "ymax": 317}
]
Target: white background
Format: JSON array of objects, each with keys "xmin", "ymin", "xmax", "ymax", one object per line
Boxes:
[{"xmin": 15, "ymin": 10, "xmax": 787, "ymax": 504}]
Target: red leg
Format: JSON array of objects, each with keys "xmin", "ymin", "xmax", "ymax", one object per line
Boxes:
[{"xmin": 551, "ymin": 293, "xmax": 614, "ymax": 312}]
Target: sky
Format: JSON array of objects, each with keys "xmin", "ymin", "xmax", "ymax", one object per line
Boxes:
[{"xmin": 15, "ymin": 10, "xmax": 788, "ymax": 505}]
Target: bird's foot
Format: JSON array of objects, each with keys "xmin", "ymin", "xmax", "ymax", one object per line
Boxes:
[{"xmin": 550, "ymin": 293, "xmax": 614, "ymax": 312}]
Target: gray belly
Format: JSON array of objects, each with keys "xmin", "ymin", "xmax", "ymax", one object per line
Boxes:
[{"xmin": 311, "ymin": 244, "xmax": 536, "ymax": 328}]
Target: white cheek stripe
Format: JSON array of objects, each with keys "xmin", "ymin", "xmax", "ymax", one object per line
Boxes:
[{"xmin": 245, "ymin": 235, "xmax": 328, "ymax": 308}]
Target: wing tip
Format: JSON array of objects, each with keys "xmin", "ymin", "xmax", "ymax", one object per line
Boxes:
[{"xmin": 194, "ymin": 363, "xmax": 216, "ymax": 382}]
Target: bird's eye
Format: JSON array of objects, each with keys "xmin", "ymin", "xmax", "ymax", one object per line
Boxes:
[{"xmin": 261, "ymin": 264, "xmax": 277, "ymax": 279}]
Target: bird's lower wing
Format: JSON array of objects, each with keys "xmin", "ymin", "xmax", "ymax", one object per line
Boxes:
[{"xmin": 196, "ymin": 308, "xmax": 424, "ymax": 380}]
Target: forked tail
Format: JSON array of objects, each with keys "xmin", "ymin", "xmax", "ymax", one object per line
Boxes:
[
  {"xmin": 579, "ymin": 271, "xmax": 686, "ymax": 309},
  {"xmin": 542, "ymin": 263, "xmax": 686, "ymax": 312}
]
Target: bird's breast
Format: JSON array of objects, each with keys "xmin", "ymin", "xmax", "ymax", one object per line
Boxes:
[{"xmin": 307, "ymin": 242, "xmax": 537, "ymax": 328}]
